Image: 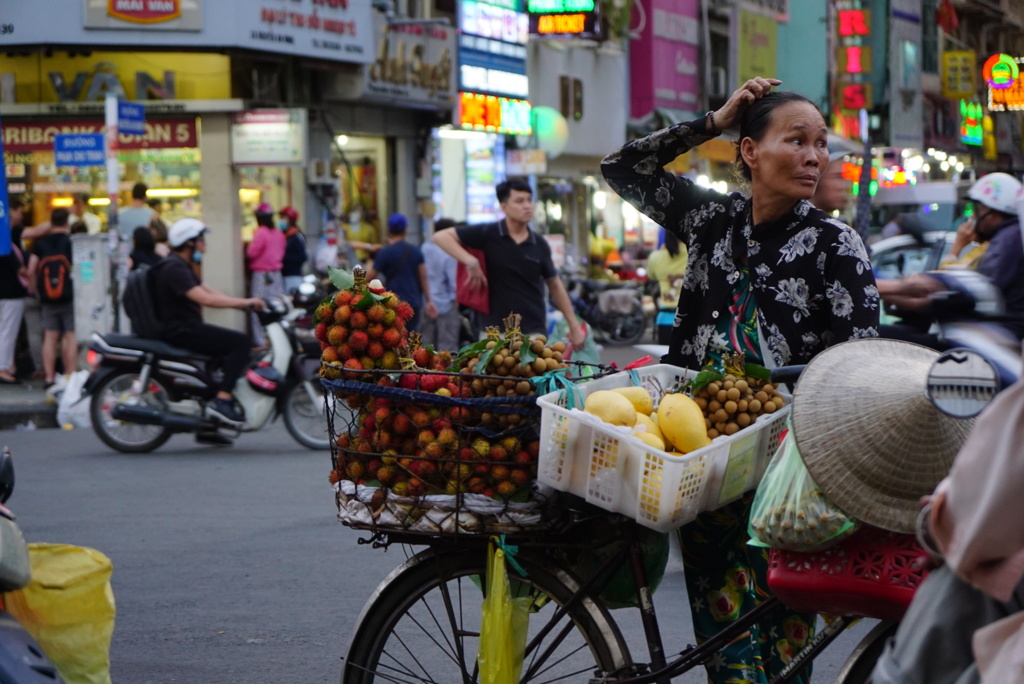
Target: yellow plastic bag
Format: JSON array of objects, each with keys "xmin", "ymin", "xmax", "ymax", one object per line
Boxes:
[
  {"xmin": 4, "ymin": 544, "xmax": 115, "ymax": 684},
  {"xmin": 478, "ymin": 542, "xmax": 531, "ymax": 684}
]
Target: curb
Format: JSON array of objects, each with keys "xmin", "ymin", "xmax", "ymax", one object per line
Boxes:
[{"xmin": 0, "ymin": 404, "xmax": 59, "ymax": 431}]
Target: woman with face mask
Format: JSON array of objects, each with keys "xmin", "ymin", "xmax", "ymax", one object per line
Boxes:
[{"xmin": 602, "ymin": 77, "xmax": 880, "ymax": 684}]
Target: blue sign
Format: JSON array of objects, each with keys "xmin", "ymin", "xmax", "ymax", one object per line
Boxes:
[
  {"xmin": 54, "ymin": 134, "xmax": 106, "ymax": 167},
  {"xmin": 0, "ymin": 113, "xmax": 9, "ymax": 256},
  {"xmin": 118, "ymin": 101, "xmax": 146, "ymax": 136}
]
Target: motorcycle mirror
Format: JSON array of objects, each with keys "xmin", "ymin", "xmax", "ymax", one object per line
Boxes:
[
  {"xmin": 925, "ymin": 348, "xmax": 1000, "ymax": 418},
  {"xmin": 297, "ymin": 282, "xmax": 317, "ymax": 296},
  {"xmin": 0, "ymin": 447, "xmax": 15, "ymax": 503}
]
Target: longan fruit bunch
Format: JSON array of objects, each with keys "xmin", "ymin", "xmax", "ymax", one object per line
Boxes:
[{"xmin": 691, "ymin": 374, "xmax": 785, "ymax": 439}]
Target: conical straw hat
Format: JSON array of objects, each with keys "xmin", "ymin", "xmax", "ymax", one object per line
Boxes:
[{"xmin": 791, "ymin": 338, "xmax": 974, "ymax": 533}]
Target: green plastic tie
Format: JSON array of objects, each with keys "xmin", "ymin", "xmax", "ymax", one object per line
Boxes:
[
  {"xmin": 529, "ymin": 368, "xmax": 582, "ymax": 410},
  {"xmin": 627, "ymin": 369, "xmax": 641, "ymax": 386},
  {"xmin": 496, "ymin": 534, "xmax": 527, "ymax": 577}
]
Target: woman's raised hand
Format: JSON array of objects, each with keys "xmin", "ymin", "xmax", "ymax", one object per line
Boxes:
[{"xmin": 712, "ymin": 77, "xmax": 782, "ymax": 131}]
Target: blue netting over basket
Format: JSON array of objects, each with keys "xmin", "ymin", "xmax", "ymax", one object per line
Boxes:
[{"xmin": 321, "ymin": 366, "xmax": 571, "ymax": 535}]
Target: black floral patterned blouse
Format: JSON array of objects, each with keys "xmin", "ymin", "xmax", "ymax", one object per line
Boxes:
[{"xmin": 601, "ymin": 118, "xmax": 880, "ymax": 369}]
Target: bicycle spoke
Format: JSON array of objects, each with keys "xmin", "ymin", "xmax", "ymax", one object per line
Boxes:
[
  {"xmin": 347, "ymin": 657, "xmax": 442, "ymax": 684},
  {"xmin": 436, "ymin": 573, "xmax": 476, "ymax": 683}
]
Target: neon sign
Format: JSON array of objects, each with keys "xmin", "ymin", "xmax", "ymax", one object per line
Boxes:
[
  {"xmin": 835, "ymin": 7, "xmax": 873, "ymax": 111},
  {"xmin": 986, "ymin": 55, "xmax": 1024, "ymax": 112},
  {"xmin": 984, "ymin": 53, "xmax": 1019, "ymax": 89},
  {"xmin": 527, "ymin": 0, "xmax": 599, "ymax": 38},
  {"xmin": 960, "ymin": 100, "xmax": 983, "ymax": 146},
  {"xmin": 458, "ymin": 92, "xmax": 532, "ymax": 134}
]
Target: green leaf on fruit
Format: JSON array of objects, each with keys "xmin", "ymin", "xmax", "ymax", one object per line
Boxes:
[
  {"xmin": 507, "ymin": 488, "xmax": 532, "ymax": 503},
  {"xmin": 328, "ymin": 266, "xmax": 354, "ymax": 291},
  {"xmin": 364, "ymin": 479, "xmax": 382, "ymax": 488},
  {"xmin": 456, "ymin": 339, "xmax": 491, "ymax": 364},
  {"xmin": 474, "ymin": 340, "xmax": 507, "ymax": 374},
  {"xmin": 687, "ymin": 369, "xmax": 724, "ymax": 392},
  {"xmin": 518, "ymin": 335, "xmax": 537, "ymax": 368},
  {"xmin": 744, "ymin": 363, "xmax": 771, "ymax": 381},
  {"xmin": 352, "ymin": 289, "xmax": 377, "ymax": 311}
]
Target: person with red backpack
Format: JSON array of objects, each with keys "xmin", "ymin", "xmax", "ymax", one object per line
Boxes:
[{"xmin": 27, "ymin": 208, "xmax": 76, "ymax": 387}]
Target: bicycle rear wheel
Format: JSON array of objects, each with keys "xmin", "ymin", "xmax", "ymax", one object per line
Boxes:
[{"xmin": 343, "ymin": 545, "xmax": 631, "ymax": 683}]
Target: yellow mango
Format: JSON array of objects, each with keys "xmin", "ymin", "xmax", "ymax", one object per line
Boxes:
[
  {"xmin": 634, "ymin": 413, "xmax": 663, "ymax": 442},
  {"xmin": 635, "ymin": 430, "xmax": 665, "ymax": 451},
  {"xmin": 584, "ymin": 390, "xmax": 638, "ymax": 427},
  {"xmin": 610, "ymin": 386, "xmax": 654, "ymax": 416},
  {"xmin": 657, "ymin": 393, "xmax": 711, "ymax": 453}
]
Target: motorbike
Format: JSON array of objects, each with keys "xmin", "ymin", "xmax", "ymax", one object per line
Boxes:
[
  {"xmin": 565, "ymin": 274, "xmax": 648, "ymax": 346},
  {"xmin": 81, "ymin": 296, "xmax": 329, "ymax": 453},
  {"xmin": 0, "ymin": 447, "xmax": 64, "ymax": 683}
]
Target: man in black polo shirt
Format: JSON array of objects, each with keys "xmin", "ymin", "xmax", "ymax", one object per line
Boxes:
[{"xmin": 433, "ymin": 178, "xmax": 585, "ymax": 347}]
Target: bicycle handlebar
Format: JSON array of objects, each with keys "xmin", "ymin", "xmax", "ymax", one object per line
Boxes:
[{"xmin": 769, "ymin": 365, "xmax": 805, "ymax": 386}]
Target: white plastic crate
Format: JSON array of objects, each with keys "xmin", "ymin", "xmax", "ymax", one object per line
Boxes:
[{"xmin": 537, "ymin": 364, "xmax": 790, "ymax": 532}]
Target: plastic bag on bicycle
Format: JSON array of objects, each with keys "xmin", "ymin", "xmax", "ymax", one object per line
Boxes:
[
  {"xmin": 478, "ymin": 542, "xmax": 531, "ymax": 684},
  {"xmin": 748, "ymin": 421, "xmax": 857, "ymax": 551}
]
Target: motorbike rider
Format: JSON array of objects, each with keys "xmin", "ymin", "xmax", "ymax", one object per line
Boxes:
[
  {"xmin": 154, "ymin": 218, "xmax": 265, "ymax": 427},
  {"xmin": 877, "ymin": 172, "xmax": 1024, "ymax": 346}
]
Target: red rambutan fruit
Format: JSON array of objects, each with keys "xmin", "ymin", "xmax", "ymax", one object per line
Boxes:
[
  {"xmin": 333, "ymin": 305, "xmax": 352, "ymax": 325},
  {"xmin": 314, "ymin": 322, "xmax": 329, "ymax": 342},
  {"xmin": 381, "ymin": 328, "xmax": 403, "ymax": 349},
  {"xmin": 349, "ymin": 330, "xmax": 370, "ymax": 352},
  {"xmin": 350, "ymin": 311, "xmax": 369, "ymax": 330},
  {"xmin": 367, "ymin": 341, "xmax": 385, "ymax": 360},
  {"xmin": 367, "ymin": 303, "xmax": 387, "ymax": 322}
]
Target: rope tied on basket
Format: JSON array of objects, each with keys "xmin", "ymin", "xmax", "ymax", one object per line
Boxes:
[
  {"xmin": 494, "ymin": 534, "xmax": 527, "ymax": 577},
  {"xmin": 529, "ymin": 368, "xmax": 582, "ymax": 409}
]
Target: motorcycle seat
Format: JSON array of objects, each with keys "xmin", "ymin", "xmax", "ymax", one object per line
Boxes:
[{"xmin": 102, "ymin": 334, "xmax": 213, "ymax": 363}]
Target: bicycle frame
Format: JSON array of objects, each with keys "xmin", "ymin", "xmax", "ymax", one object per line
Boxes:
[{"xmin": 364, "ymin": 512, "xmax": 866, "ymax": 684}]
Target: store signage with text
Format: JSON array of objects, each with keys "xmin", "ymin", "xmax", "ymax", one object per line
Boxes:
[
  {"xmin": 2, "ymin": 118, "xmax": 198, "ymax": 153},
  {"xmin": 231, "ymin": 109, "xmax": 307, "ymax": 166},
  {"xmin": 1, "ymin": 53, "xmax": 231, "ymax": 104},
  {"xmin": 4, "ymin": 1, "xmax": 373, "ymax": 65},
  {"xmin": 629, "ymin": 0, "xmax": 699, "ymax": 117},
  {"xmin": 457, "ymin": 0, "xmax": 529, "ymax": 102},
  {"xmin": 941, "ymin": 50, "xmax": 975, "ymax": 99},
  {"xmin": 835, "ymin": 6, "xmax": 873, "ymax": 111},
  {"xmin": 527, "ymin": 0, "xmax": 599, "ymax": 39},
  {"xmin": 364, "ymin": 14, "xmax": 456, "ymax": 106},
  {"xmin": 458, "ymin": 92, "xmax": 531, "ymax": 135},
  {"xmin": 86, "ymin": 0, "xmax": 201, "ymax": 31}
]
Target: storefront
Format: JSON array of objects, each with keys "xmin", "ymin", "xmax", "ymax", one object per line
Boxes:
[{"xmin": 0, "ymin": 51, "xmax": 233, "ymax": 229}]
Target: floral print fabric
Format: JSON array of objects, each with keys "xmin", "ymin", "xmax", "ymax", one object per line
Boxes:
[
  {"xmin": 678, "ymin": 496, "xmax": 815, "ymax": 684},
  {"xmin": 600, "ymin": 118, "xmax": 880, "ymax": 369}
]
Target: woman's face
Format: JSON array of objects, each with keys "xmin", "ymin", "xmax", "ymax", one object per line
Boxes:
[{"xmin": 742, "ymin": 101, "xmax": 829, "ymax": 202}]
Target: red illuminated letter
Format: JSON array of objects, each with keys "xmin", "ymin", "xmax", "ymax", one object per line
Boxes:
[{"xmin": 838, "ymin": 10, "xmax": 869, "ymax": 36}]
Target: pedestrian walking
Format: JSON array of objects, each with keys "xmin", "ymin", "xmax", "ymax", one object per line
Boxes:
[
  {"xmin": 645, "ymin": 230, "xmax": 688, "ymax": 344},
  {"xmin": 368, "ymin": 213, "xmax": 435, "ymax": 332},
  {"xmin": 0, "ymin": 225, "xmax": 28, "ymax": 384},
  {"xmin": 129, "ymin": 226, "xmax": 161, "ymax": 270},
  {"xmin": 432, "ymin": 178, "xmax": 586, "ymax": 347},
  {"xmin": 27, "ymin": 208, "xmax": 78, "ymax": 387},
  {"xmin": 421, "ymin": 218, "xmax": 462, "ymax": 351},
  {"xmin": 118, "ymin": 182, "xmax": 156, "ymax": 239},
  {"xmin": 280, "ymin": 206, "xmax": 308, "ymax": 294},
  {"xmin": 245, "ymin": 202, "xmax": 286, "ymax": 346}
]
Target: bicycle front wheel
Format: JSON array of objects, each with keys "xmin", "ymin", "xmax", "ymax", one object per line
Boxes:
[{"xmin": 343, "ymin": 545, "xmax": 631, "ymax": 684}]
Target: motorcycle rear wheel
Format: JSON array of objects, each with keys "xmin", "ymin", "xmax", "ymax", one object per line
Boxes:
[
  {"xmin": 90, "ymin": 371, "xmax": 173, "ymax": 453},
  {"xmin": 282, "ymin": 379, "xmax": 331, "ymax": 450},
  {"xmin": 604, "ymin": 304, "xmax": 648, "ymax": 346}
]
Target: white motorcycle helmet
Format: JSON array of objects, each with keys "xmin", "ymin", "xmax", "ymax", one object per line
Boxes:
[{"xmin": 966, "ymin": 172, "xmax": 1022, "ymax": 216}]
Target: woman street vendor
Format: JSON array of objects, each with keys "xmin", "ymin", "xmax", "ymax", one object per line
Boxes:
[{"xmin": 601, "ymin": 77, "xmax": 880, "ymax": 683}]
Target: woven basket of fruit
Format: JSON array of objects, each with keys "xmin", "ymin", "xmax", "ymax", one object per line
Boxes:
[
  {"xmin": 312, "ymin": 266, "xmax": 592, "ymax": 535},
  {"xmin": 536, "ymin": 361, "xmax": 790, "ymax": 532}
]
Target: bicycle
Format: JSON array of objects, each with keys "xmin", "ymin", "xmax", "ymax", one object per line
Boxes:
[{"xmin": 332, "ymin": 361, "xmax": 936, "ymax": 684}]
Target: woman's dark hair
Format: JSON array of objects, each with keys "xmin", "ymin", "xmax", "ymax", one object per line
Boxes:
[
  {"xmin": 70, "ymin": 220, "xmax": 88, "ymax": 235},
  {"xmin": 735, "ymin": 91, "xmax": 822, "ymax": 181},
  {"xmin": 133, "ymin": 226, "xmax": 156, "ymax": 253},
  {"xmin": 149, "ymin": 217, "xmax": 168, "ymax": 243},
  {"xmin": 663, "ymin": 231, "xmax": 681, "ymax": 258}
]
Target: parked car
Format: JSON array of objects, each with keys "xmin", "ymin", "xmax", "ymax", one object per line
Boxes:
[{"xmin": 870, "ymin": 230, "xmax": 958, "ymax": 279}]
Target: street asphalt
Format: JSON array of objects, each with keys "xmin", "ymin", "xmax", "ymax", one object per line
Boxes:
[{"xmin": 0, "ymin": 338, "xmax": 876, "ymax": 683}]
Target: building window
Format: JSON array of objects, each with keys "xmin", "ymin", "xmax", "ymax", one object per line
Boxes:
[{"xmin": 922, "ymin": 0, "xmax": 938, "ymax": 74}]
